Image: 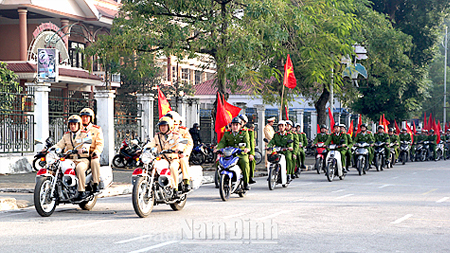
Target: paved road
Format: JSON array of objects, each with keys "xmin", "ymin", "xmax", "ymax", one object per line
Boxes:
[{"xmin": 1, "ymin": 160, "xmax": 449, "ymax": 252}]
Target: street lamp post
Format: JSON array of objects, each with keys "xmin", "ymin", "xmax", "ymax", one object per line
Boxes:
[{"xmin": 444, "ymin": 26, "xmax": 448, "ymax": 125}]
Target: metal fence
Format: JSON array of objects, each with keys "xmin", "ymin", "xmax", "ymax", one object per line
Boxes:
[
  {"xmin": 114, "ymin": 98, "xmax": 142, "ymax": 152},
  {"xmin": 49, "ymin": 90, "xmax": 97, "ymax": 141},
  {"xmin": 0, "ymin": 88, "xmax": 35, "ymax": 153}
]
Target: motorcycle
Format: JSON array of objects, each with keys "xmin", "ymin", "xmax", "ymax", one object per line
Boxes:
[
  {"xmin": 305, "ymin": 139, "xmax": 315, "ymax": 157},
  {"xmin": 217, "ymin": 143, "xmax": 248, "ymax": 201},
  {"xmin": 314, "ymin": 142, "xmax": 327, "ymax": 174},
  {"xmin": 32, "ymin": 137, "xmax": 54, "ymax": 171},
  {"xmin": 254, "ymin": 147, "xmax": 263, "ymax": 165},
  {"xmin": 387, "ymin": 142, "xmax": 397, "ymax": 168},
  {"xmin": 436, "ymin": 140, "xmax": 445, "ymax": 161},
  {"xmin": 131, "ymin": 139, "xmax": 203, "ymax": 218},
  {"xmin": 325, "ymin": 144, "xmax": 346, "ymax": 182},
  {"xmin": 112, "ymin": 138, "xmax": 143, "ymax": 168},
  {"xmin": 33, "ymin": 138, "xmax": 113, "ymax": 217},
  {"xmin": 265, "ymin": 139, "xmax": 294, "ymax": 190},
  {"xmin": 373, "ymin": 141, "xmax": 387, "ymax": 171},
  {"xmin": 353, "ymin": 142, "xmax": 371, "ymax": 176},
  {"xmin": 189, "ymin": 144, "xmax": 207, "ymax": 165},
  {"xmin": 399, "ymin": 141, "xmax": 411, "ymax": 165}
]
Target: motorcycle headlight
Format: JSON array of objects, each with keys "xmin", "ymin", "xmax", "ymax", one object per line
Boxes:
[
  {"xmin": 223, "ymin": 149, "xmax": 234, "ymax": 157},
  {"xmin": 140, "ymin": 151, "xmax": 153, "ymax": 164},
  {"xmin": 45, "ymin": 151, "xmax": 59, "ymax": 165}
]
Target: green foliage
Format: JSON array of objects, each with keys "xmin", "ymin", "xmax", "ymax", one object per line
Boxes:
[{"xmin": 0, "ymin": 61, "xmax": 22, "ymax": 111}]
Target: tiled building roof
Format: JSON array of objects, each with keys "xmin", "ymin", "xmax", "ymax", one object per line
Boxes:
[
  {"xmin": 6, "ymin": 62, "xmax": 102, "ymax": 80},
  {"xmin": 194, "ymin": 79, "xmax": 257, "ymax": 96}
]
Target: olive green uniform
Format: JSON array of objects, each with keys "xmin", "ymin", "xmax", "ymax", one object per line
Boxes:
[
  {"xmin": 217, "ymin": 130, "xmax": 251, "ymax": 184},
  {"xmin": 291, "ymin": 131, "xmax": 300, "ymax": 175},
  {"xmin": 243, "ymin": 127, "xmax": 256, "ymax": 179},
  {"xmin": 314, "ymin": 133, "xmax": 329, "ymax": 144},
  {"xmin": 324, "ymin": 132, "xmax": 348, "ymax": 168},
  {"xmin": 428, "ymin": 134, "xmax": 438, "ymax": 159},
  {"xmin": 374, "ymin": 132, "xmax": 391, "ymax": 158},
  {"xmin": 412, "ymin": 133, "xmax": 423, "ymax": 157},
  {"xmin": 389, "ymin": 134, "xmax": 400, "ymax": 159},
  {"xmin": 354, "ymin": 131, "xmax": 375, "ymax": 164},
  {"xmin": 268, "ymin": 131, "xmax": 294, "ymax": 175},
  {"xmin": 298, "ymin": 132, "xmax": 308, "ymax": 167}
]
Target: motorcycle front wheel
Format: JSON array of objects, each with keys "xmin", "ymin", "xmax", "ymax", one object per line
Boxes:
[
  {"xmin": 219, "ymin": 174, "xmax": 232, "ymax": 201},
  {"xmin": 34, "ymin": 177, "xmax": 56, "ymax": 217},
  {"xmin": 326, "ymin": 162, "xmax": 335, "ymax": 182},
  {"xmin": 132, "ymin": 177, "xmax": 154, "ymax": 218},
  {"xmin": 356, "ymin": 157, "xmax": 363, "ymax": 176},
  {"xmin": 214, "ymin": 166, "xmax": 220, "ymax": 189},
  {"xmin": 268, "ymin": 164, "xmax": 278, "ymax": 190},
  {"xmin": 112, "ymin": 155, "xmax": 126, "ymax": 168},
  {"xmin": 315, "ymin": 157, "xmax": 323, "ymax": 174},
  {"xmin": 79, "ymin": 196, "xmax": 98, "ymax": 210},
  {"xmin": 402, "ymin": 152, "xmax": 407, "ymax": 165},
  {"xmin": 374, "ymin": 155, "xmax": 380, "ymax": 171},
  {"xmin": 190, "ymin": 152, "xmax": 205, "ymax": 165},
  {"xmin": 436, "ymin": 149, "xmax": 442, "ymax": 161},
  {"xmin": 254, "ymin": 151, "xmax": 262, "ymax": 165}
]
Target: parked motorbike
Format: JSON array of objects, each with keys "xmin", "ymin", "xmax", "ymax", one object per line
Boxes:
[
  {"xmin": 33, "ymin": 138, "xmax": 113, "ymax": 217},
  {"xmin": 314, "ymin": 142, "xmax": 327, "ymax": 174},
  {"xmin": 305, "ymin": 139, "xmax": 315, "ymax": 157},
  {"xmin": 33, "ymin": 137, "xmax": 54, "ymax": 171},
  {"xmin": 112, "ymin": 138, "xmax": 143, "ymax": 168},
  {"xmin": 131, "ymin": 139, "xmax": 202, "ymax": 218},
  {"xmin": 217, "ymin": 143, "xmax": 248, "ymax": 201},
  {"xmin": 353, "ymin": 142, "xmax": 371, "ymax": 176},
  {"xmin": 399, "ymin": 141, "xmax": 411, "ymax": 165},
  {"xmin": 190, "ymin": 144, "xmax": 207, "ymax": 165},
  {"xmin": 373, "ymin": 141, "xmax": 387, "ymax": 171},
  {"xmin": 325, "ymin": 144, "xmax": 346, "ymax": 182}
]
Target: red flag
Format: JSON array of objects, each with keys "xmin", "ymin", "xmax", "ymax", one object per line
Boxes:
[
  {"xmin": 158, "ymin": 86, "xmax": 172, "ymax": 119},
  {"xmin": 435, "ymin": 119, "xmax": 441, "ymax": 143},
  {"xmin": 285, "ymin": 105, "xmax": 289, "ymax": 120},
  {"xmin": 394, "ymin": 120, "xmax": 400, "ymax": 135},
  {"xmin": 328, "ymin": 107, "xmax": 335, "ymax": 130},
  {"xmin": 424, "ymin": 113, "xmax": 427, "ymax": 131},
  {"xmin": 215, "ymin": 93, "xmax": 232, "ymax": 143},
  {"xmin": 356, "ymin": 115, "xmax": 362, "ymax": 134},
  {"xmin": 348, "ymin": 120, "xmax": 354, "ymax": 137},
  {"xmin": 283, "ymin": 54, "xmax": 297, "ymax": 89},
  {"xmin": 222, "ymin": 94, "xmax": 241, "ymax": 119},
  {"xmin": 406, "ymin": 123, "xmax": 414, "ymax": 143},
  {"xmin": 413, "ymin": 121, "xmax": 417, "ymax": 134},
  {"xmin": 379, "ymin": 115, "xmax": 383, "ymax": 126},
  {"xmin": 382, "ymin": 114, "xmax": 390, "ymax": 132},
  {"xmin": 428, "ymin": 113, "xmax": 433, "ymax": 131},
  {"xmin": 317, "ymin": 124, "xmax": 320, "ymax": 134}
]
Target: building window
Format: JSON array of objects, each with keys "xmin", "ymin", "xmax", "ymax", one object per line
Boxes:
[
  {"xmin": 69, "ymin": 41, "xmax": 85, "ymax": 68},
  {"xmin": 172, "ymin": 66, "xmax": 177, "ymax": 82},
  {"xmin": 181, "ymin": 68, "xmax": 189, "ymax": 80},
  {"xmin": 195, "ymin": 70, "xmax": 202, "ymax": 85}
]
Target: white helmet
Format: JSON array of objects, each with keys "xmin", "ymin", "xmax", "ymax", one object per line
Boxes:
[
  {"xmin": 278, "ymin": 120, "xmax": 286, "ymax": 125},
  {"xmin": 165, "ymin": 111, "xmax": 182, "ymax": 125}
]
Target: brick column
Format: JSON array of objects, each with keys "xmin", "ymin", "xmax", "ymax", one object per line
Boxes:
[{"xmin": 18, "ymin": 8, "xmax": 28, "ymax": 61}]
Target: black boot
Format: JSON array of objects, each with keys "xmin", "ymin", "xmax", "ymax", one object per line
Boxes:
[
  {"xmin": 92, "ymin": 183, "xmax": 99, "ymax": 193},
  {"xmin": 243, "ymin": 182, "xmax": 250, "ymax": 191},
  {"xmin": 287, "ymin": 174, "xmax": 292, "ymax": 182},
  {"xmin": 301, "ymin": 164, "xmax": 306, "ymax": 169},
  {"xmin": 183, "ymin": 179, "xmax": 191, "ymax": 192},
  {"xmin": 76, "ymin": 191, "xmax": 88, "ymax": 200},
  {"xmin": 249, "ymin": 177, "xmax": 256, "ymax": 184}
]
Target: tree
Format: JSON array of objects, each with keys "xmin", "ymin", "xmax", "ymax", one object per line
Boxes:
[{"xmin": 0, "ymin": 61, "xmax": 22, "ymax": 111}]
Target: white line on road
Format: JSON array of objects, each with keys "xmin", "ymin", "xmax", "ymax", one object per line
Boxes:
[
  {"xmin": 334, "ymin": 194, "xmax": 354, "ymax": 200},
  {"xmin": 427, "ymin": 168, "xmax": 432, "ymax": 171},
  {"xmin": 293, "ymin": 198, "xmax": 304, "ymax": 202},
  {"xmin": 378, "ymin": 184, "xmax": 391, "ymax": 189},
  {"xmin": 331, "ymin": 189, "xmax": 344, "ymax": 193},
  {"xmin": 116, "ymin": 235, "xmax": 153, "ymax": 244},
  {"xmin": 223, "ymin": 212, "xmax": 246, "ymax": 219},
  {"xmin": 412, "ymin": 172, "xmax": 417, "ymax": 175},
  {"xmin": 391, "ymin": 176, "xmax": 399, "ymax": 179},
  {"xmin": 436, "ymin": 197, "xmax": 449, "ymax": 203},
  {"xmin": 391, "ymin": 214, "xmax": 413, "ymax": 224},
  {"xmin": 129, "ymin": 241, "xmax": 178, "ymax": 253},
  {"xmin": 256, "ymin": 210, "xmax": 290, "ymax": 221},
  {"xmin": 67, "ymin": 220, "xmax": 110, "ymax": 229}
]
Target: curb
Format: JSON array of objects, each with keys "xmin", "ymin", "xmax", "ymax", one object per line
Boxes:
[{"xmin": 0, "ymin": 198, "xmax": 19, "ymax": 211}]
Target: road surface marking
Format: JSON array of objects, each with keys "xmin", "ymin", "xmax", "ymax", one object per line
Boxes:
[
  {"xmin": 311, "ymin": 185, "xmax": 334, "ymax": 191},
  {"xmin": 331, "ymin": 189, "xmax": 344, "ymax": 193},
  {"xmin": 427, "ymin": 168, "xmax": 432, "ymax": 171},
  {"xmin": 256, "ymin": 210, "xmax": 290, "ymax": 220},
  {"xmin": 223, "ymin": 212, "xmax": 246, "ymax": 219},
  {"xmin": 391, "ymin": 176, "xmax": 399, "ymax": 179},
  {"xmin": 181, "ymin": 241, "xmax": 243, "ymax": 245},
  {"xmin": 293, "ymin": 198, "xmax": 304, "ymax": 202},
  {"xmin": 335, "ymin": 194, "xmax": 354, "ymax": 200},
  {"xmin": 67, "ymin": 220, "xmax": 109, "ymax": 229},
  {"xmin": 391, "ymin": 214, "xmax": 413, "ymax": 224},
  {"xmin": 436, "ymin": 197, "xmax": 449, "ymax": 203},
  {"xmin": 378, "ymin": 184, "xmax": 390, "ymax": 189},
  {"xmin": 129, "ymin": 241, "xmax": 178, "ymax": 253},
  {"xmin": 116, "ymin": 235, "xmax": 153, "ymax": 244},
  {"xmin": 422, "ymin": 189, "xmax": 437, "ymax": 195}
]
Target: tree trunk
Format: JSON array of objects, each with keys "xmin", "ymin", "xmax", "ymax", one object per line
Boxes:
[{"xmin": 314, "ymin": 83, "xmax": 330, "ymax": 126}]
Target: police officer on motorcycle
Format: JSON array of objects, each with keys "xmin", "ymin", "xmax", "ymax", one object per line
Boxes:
[
  {"xmin": 239, "ymin": 115, "xmax": 257, "ymax": 184},
  {"xmin": 428, "ymin": 129, "xmax": 438, "ymax": 160},
  {"xmin": 55, "ymin": 115, "xmax": 90, "ymax": 199},
  {"xmin": 215, "ymin": 117, "xmax": 251, "ymax": 190},
  {"xmin": 340, "ymin": 124, "xmax": 353, "ymax": 171},
  {"xmin": 388, "ymin": 128, "xmax": 400, "ymax": 161},
  {"xmin": 314, "ymin": 125, "xmax": 329, "ymax": 144},
  {"xmin": 165, "ymin": 111, "xmax": 194, "ymax": 192},
  {"xmin": 374, "ymin": 125, "xmax": 391, "ymax": 157},
  {"xmin": 268, "ymin": 120, "xmax": 294, "ymax": 182},
  {"xmin": 325, "ymin": 123, "xmax": 348, "ymax": 170},
  {"xmin": 79, "ymin": 108, "xmax": 103, "ymax": 193},
  {"xmin": 353, "ymin": 123, "xmax": 375, "ymax": 168},
  {"xmin": 285, "ymin": 120, "xmax": 298, "ymax": 180}
]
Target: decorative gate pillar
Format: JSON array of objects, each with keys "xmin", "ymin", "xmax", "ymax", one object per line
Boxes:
[
  {"xmin": 95, "ymin": 89, "xmax": 115, "ymax": 166},
  {"xmin": 27, "ymin": 83, "xmax": 50, "ymax": 151},
  {"xmin": 254, "ymin": 104, "xmax": 265, "ymax": 155},
  {"xmin": 177, "ymin": 97, "xmax": 187, "ymax": 125},
  {"xmin": 311, "ymin": 111, "xmax": 318, "ymax": 139},
  {"xmin": 294, "ymin": 109, "xmax": 304, "ymax": 132},
  {"xmin": 186, "ymin": 97, "xmax": 200, "ymax": 129},
  {"xmin": 345, "ymin": 113, "xmax": 352, "ymax": 128},
  {"xmin": 333, "ymin": 112, "xmax": 341, "ymax": 125},
  {"xmin": 137, "ymin": 93, "xmax": 154, "ymax": 140}
]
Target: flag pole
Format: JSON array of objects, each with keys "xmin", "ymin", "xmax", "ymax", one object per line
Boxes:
[{"xmin": 280, "ymin": 84, "xmax": 285, "ymax": 120}]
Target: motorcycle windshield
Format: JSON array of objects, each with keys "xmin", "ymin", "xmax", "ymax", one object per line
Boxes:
[{"xmin": 219, "ymin": 156, "xmax": 239, "ymax": 169}]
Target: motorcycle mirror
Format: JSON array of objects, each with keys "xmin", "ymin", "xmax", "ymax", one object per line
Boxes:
[
  {"xmin": 263, "ymin": 138, "xmax": 269, "ymax": 143},
  {"xmin": 178, "ymin": 138, "xmax": 189, "ymax": 145},
  {"xmin": 34, "ymin": 139, "xmax": 43, "ymax": 145},
  {"xmin": 238, "ymin": 143, "xmax": 247, "ymax": 148},
  {"xmin": 46, "ymin": 137, "xmax": 54, "ymax": 146}
]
